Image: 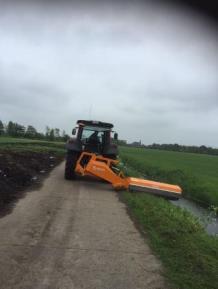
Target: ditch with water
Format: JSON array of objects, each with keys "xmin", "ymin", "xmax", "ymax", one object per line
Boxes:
[{"xmin": 171, "ymin": 198, "xmax": 218, "ymax": 236}]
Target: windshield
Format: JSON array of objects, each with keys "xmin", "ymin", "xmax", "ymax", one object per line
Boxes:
[
  {"xmin": 81, "ymin": 128, "xmax": 104, "ymax": 144},
  {"xmin": 83, "ymin": 126, "xmax": 111, "ymax": 132}
]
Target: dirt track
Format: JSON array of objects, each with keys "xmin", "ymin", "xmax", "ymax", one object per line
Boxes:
[{"xmin": 0, "ymin": 162, "xmax": 167, "ymax": 289}]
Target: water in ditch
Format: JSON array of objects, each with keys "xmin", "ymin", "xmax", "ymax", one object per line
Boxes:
[{"xmin": 171, "ymin": 198, "xmax": 218, "ymax": 236}]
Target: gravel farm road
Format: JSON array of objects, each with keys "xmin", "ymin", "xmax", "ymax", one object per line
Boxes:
[{"xmin": 0, "ymin": 162, "xmax": 167, "ymax": 289}]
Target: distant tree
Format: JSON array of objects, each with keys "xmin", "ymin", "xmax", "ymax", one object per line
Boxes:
[
  {"xmin": 61, "ymin": 130, "xmax": 66, "ymax": 138},
  {"xmin": 15, "ymin": 124, "xmax": 25, "ymax": 137},
  {"xmin": 45, "ymin": 126, "xmax": 50, "ymax": 139},
  {"xmin": 36, "ymin": 132, "xmax": 45, "ymax": 140},
  {"xmin": 54, "ymin": 128, "xmax": 60, "ymax": 139},
  {"xmin": 25, "ymin": 125, "xmax": 38, "ymax": 138},
  {"xmin": 0, "ymin": 120, "xmax": 4, "ymax": 135},
  {"xmin": 60, "ymin": 130, "xmax": 69, "ymax": 142},
  {"xmin": 49, "ymin": 129, "xmax": 55, "ymax": 141},
  {"xmin": 117, "ymin": 139, "xmax": 127, "ymax": 146},
  {"xmin": 6, "ymin": 121, "xmax": 25, "ymax": 137},
  {"xmin": 7, "ymin": 121, "xmax": 16, "ymax": 136},
  {"xmin": 63, "ymin": 133, "xmax": 70, "ymax": 142}
]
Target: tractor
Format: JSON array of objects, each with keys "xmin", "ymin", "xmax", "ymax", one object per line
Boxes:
[{"xmin": 65, "ymin": 120, "xmax": 182, "ymax": 200}]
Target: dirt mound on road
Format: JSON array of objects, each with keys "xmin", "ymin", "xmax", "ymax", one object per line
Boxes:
[{"xmin": 0, "ymin": 150, "xmax": 63, "ymax": 216}]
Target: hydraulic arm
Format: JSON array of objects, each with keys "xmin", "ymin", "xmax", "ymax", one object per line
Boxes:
[{"xmin": 75, "ymin": 152, "xmax": 182, "ymax": 200}]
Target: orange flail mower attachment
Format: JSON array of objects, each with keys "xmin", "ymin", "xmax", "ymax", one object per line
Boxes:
[
  {"xmin": 127, "ymin": 177, "xmax": 182, "ymax": 199},
  {"xmin": 75, "ymin": 152, "xmax": 182, "ymax": 199}
]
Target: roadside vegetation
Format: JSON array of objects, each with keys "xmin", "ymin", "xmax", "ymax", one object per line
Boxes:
[
  {"xmin": 122, "ymin": 191, "xmax": 218, "ymax": 289},
  {"xmin": 119, "ymin": 160, "xmax": 218, "ymax": 289},
  {"xmin": 119, "ymin": 146, "xmax": 218, "ymax": 208}
]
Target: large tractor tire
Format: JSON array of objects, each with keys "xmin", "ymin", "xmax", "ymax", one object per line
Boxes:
[
  {"xmin": 104, "ymin": 154, "xmax": 117, "ymax": 160},
  {"xmin": 64, "ymin": 151, "xmax": 78, "ymax": 180}
]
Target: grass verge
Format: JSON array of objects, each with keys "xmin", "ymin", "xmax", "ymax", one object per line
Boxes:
[{"xmin": 122, "ymin": 191, "xmax": 218, "ymax": 289}]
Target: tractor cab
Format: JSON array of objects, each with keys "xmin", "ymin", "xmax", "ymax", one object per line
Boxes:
[{"xmin": 72, "ymin": 120, "xmax": 118, "ymax": 156}]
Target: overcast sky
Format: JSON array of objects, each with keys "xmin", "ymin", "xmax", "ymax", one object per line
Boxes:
[{"xmin": 0, "ymin": 1, "xmax": 217, "ymax": 146}]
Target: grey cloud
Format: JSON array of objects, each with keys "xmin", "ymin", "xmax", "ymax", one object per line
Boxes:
[{"xmin": 0, "ymin": 1, "xmax": 217, "ymax": 146}]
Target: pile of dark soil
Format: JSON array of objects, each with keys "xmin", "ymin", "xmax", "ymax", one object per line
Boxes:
[{"xmin": 0, "ymin": 150, "xmax": 63, "ymax": 216}]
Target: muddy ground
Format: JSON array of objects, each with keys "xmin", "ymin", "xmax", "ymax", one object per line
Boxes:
[{"xmin": 0, "ymin": 150, "xmax": 64, "ymax": 216}]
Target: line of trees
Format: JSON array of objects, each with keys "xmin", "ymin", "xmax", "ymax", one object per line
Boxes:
[
  {"xmin": 0, "ymin": 120, "xmax": 70, "ymax": 142},
  {"xmin": 120, "ymin": 140, "xmax": 218, "ymax": 156},
  {"xmin": 145, "ymin": 143, "xmax": 218, "ymax": 156}
]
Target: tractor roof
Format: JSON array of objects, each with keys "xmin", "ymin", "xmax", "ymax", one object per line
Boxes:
[{"xmin": 77, "ymin": 120, "xmax": 113, "ymax": 129}]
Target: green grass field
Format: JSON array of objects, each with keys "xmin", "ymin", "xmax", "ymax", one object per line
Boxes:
[
  {"xmin": 0, "ymin": 137, "xmax": 65, "ymax": 155},
  {"xmin": 119, "ymin": 146, "xmax": 218, "ymax": 208}
]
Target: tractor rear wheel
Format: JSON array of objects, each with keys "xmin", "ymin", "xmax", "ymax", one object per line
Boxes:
[
  {"xmin": 65, "ymin": 151, "xmax": 78, "ymax": 180},
  {"xmin": 104, "ymin": 154, "xmax": 117, "ymax": 160}
]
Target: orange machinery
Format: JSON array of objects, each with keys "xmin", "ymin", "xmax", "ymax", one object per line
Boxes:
[{"xmin": 75, "ymin": 152, "xmax": 182, "ymax": 200}]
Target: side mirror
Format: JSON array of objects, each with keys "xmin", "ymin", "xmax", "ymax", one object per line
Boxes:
[
  {"xmin": 114, "ymin": 132, "xmax": 118, "ymax": 140},
  {"xmin": 72, "ymin": 128, "xmax": 76, "ymax": 135}
]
